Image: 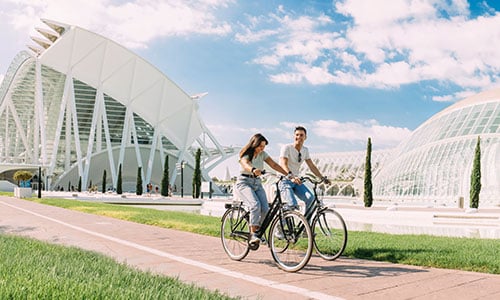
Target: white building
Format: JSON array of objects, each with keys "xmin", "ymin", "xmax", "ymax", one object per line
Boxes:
[
  {"xmin": 0, "ymin": 19, "xmax": 236, "ymax": 192},
  {"xmin": 310, "ymin": 88, "xmax": 500, "ymax": 207}
]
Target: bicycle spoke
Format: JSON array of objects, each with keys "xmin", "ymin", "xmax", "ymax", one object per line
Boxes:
[
  {"xmin": 221, "ymin": 207, "xmax": 250, "ymax": 261},
  {"xmin": 313, "ymin": 209, "xmax": 347, "ymax": 261},
  {"xmin": 269, "ymin": 211, "xmax": 313, "ymax": 272}
]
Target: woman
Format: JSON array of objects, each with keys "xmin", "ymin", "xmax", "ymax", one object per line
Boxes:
[{"xmin": 235, "ymin": 133, "xmax": 288, "ymax": 245}]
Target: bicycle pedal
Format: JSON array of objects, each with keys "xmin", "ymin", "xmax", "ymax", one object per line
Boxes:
[{"xmin": 248, "ymin": 242, "xmax": 260, "ymax": 251}]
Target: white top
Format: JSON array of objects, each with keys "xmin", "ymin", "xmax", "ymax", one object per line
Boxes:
[
  {"xmin": 280, "ymin": 144, "xmax": 310, "ymax": 175},
  {"xmin": 239, "ymin": 151, "xmax": 270, "ymax": 175}
]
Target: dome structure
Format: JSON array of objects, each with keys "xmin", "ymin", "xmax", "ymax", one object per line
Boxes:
[
  {"xmin": 0, "ymin": 19, "xmax": 235, "ymax": 192},
  {"xmin": 373, "ymin": 88, "xmax": 500, "ymax": 206}
]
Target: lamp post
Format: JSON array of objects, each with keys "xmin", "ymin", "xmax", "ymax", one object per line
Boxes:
[
  {"xmin": 180, "ymin": 160, "xmax": 185, "ymax": 198},
  {"xmin": 38, "ymin": 167, "xmax": 42, "ymax": 198}
]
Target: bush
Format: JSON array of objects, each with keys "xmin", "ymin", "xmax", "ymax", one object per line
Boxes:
[{"xmin": 13, "ymin": 171, "xmax": 33, "ymax": 187}]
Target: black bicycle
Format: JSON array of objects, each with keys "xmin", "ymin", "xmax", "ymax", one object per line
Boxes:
[
  {"xmin": 302, "ymin": 176, "xmax": 348, "ymax": 260},
  {"xmin": 220, "ymin": 174, "xmax": 313, "ymax": 272}
]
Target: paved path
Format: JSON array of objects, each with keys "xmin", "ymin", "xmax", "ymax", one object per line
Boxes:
[{"xmin": 1, "ymin": 197, "xmax": 500, "ymax": 300}]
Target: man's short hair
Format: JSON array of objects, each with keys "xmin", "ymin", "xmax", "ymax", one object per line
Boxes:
[{"xmin": 295, "ymin": 126, "xmax": 307, "ymax": 135}]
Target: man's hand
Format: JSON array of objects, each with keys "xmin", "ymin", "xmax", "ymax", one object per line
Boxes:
[{"xmin": 292, "ymin": 176, "xmax": 302, "ymax": 184}]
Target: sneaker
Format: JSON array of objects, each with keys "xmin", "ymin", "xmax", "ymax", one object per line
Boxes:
[
  {"xmin": 260, "ymin": 236, "xmax": 267, "ymax": 245},
  {"xmin": 249, "ymin": 233, "xmax": 260, "ymax": 245}
]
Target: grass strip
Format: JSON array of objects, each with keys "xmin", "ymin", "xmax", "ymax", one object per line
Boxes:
[{"xmin": 0, "ymin": 234, "xmax": 234, "ymax": 299}]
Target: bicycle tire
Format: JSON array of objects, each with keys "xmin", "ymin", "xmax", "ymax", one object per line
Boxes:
[
  {"xmin": 221, "ymin": 207, "xmax": 250, "ymax": 261},
  {"xmin": 269, "ymin": 210, "xmax": 313, "ymax": 272},
  {"xmin": 312, "ymin": 208, "xmax": 347, "ymax": 261}
]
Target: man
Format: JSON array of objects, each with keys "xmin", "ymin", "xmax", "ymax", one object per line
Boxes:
[{"xmin": 279, "ymin": 126, "xmax": 329, "ymax": 212}]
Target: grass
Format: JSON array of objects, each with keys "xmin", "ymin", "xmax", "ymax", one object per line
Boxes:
[
  {"xmin": 0, "ymin": 234, "xmax": 233, "ymax": 299},
  {"xmin": 24, "ymin": 196, "xmax": 500, "ymax": 275}
]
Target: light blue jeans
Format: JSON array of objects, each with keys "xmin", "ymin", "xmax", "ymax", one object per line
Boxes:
[
  {"xmin": 235, "ymin": 176, "xmax": 269, "ymax": 227},
  {"xmin": 279, "ymin": 179, "xmax": 314, "ymax": 210}
]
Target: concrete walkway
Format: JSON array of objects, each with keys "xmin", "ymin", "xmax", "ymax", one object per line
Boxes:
[{"xmin": 1, "ymin": 196, "xmax": 500, "ymax": 299}]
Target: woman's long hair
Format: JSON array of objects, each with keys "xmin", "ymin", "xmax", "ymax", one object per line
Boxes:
[{"xmin": 239, "ymin": 133, "xmax": 268, "ymax": 160}]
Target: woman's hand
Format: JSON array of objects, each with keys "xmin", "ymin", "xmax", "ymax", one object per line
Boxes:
[{"xmin": 252, "ymin": 168, "xmax": 263, "ymax": 176}]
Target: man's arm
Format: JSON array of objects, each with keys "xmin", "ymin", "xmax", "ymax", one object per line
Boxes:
[
  {"xmin": 305, "ymin": 159, "xmax": 330, "ymax": 184},
  {"xmin": 279, "ymin": 157, "xmax": 290, "ymax": 174},
  {"xmin": 280, "ymin": 156, "xmax": 301, "ymax": 184}
]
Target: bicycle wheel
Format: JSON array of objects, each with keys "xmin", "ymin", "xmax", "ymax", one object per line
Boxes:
[
  {"xmin": 312, "ymin": 208, "xmax": 347, "ymax": 261},
  {"xmin": 221, "ymin": 207, "xmax": 250, "ymax": 261},
  {"xmin": 269, "ymin": 210, "xmax": 313, "ymax": 272}
]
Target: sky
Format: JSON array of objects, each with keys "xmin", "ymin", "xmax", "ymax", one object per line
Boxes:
[{"xmin": 1, "ymin": 0, "xmax": 500, "ymax": 179}]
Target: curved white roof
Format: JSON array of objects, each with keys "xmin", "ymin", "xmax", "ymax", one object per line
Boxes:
[
  {"xmin": 36, "ymin": 19, "xmax": 203, "ymax": 151},
  {"xmin": 419, "ymin": 87, "xmax": 500, "ymax": 130}
]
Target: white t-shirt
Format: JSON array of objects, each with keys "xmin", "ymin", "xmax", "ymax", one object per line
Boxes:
[
  {"xmin": 239, "ymin": 151, "xmax": 270, "ymax": 175},
  {"xmin": 280, "ymin": 144, "xmax": 310, "ymax": 175}
]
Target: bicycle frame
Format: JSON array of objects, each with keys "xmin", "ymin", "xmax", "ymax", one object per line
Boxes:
[
  {"xmin": 225, "ymin": 175, "xmax": 288, "ymax": 245},
  {"xmin": 302, "ymin": 177, "xmax": 328, "ymax": 221},
  {"xmin": 254, "ymin": 176, "xmax": 287, "ymax": 240}
]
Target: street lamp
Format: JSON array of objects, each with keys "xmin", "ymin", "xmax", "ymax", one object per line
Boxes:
[{"xmin": 181, "ymin": 161, "xmax": 186, "ymax": 198}]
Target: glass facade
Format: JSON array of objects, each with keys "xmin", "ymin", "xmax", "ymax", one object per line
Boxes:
[{"xmin": 374, "ymin": 92, "xmax": 500, "ymax": 206}]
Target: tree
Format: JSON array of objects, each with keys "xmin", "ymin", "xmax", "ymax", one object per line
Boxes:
[
  {"xmin": 161, "ymin": 155, "xmax": 169, "ymax": 197},
  {"xmin": 117, "ymin": 164, "xmax": 123, "ymax": 194},
  {"xmin": 102, "ymin": 169, "xmax": 107, "ymax": 193},
  {"xmin": 77, "ymin": 176, "xmax": 82, "ymax": 192},
  {"xmin": 470, "ymin": 136, "xmax": 481, "ymax": 209},
  {"xmin": 363, "ymin": 137, "xmax": 373, "ymax": 207},
  {"xmin": 136, "ymin": 166, "xmax": 143, "ymax": 195},
  {"xmin": 13, "ymin": 170, "xmax": 33, "ymax": 187},
  {"xmin": 192, "ymin": 148, "xmax": 202, "ymax": 198},
  {"xmin": 68, "ymin": 181, "xmax": 71, "ymax": 192}
]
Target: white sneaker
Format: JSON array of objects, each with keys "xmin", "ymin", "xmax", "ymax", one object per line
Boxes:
[{"xmin": 249, "ymin": 233, "xmax": 260, "ymax": 245}]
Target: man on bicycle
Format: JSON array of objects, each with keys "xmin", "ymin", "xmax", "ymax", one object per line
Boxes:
[{"xmin": 279, "ymin": 126, "xmax": 329, "ymax": 214}]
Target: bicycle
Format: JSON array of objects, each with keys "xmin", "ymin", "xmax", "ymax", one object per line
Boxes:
[
  {"xmin": 301, "ymin": 176, "xmax": 348, "ymax": 261},
  {"xmin": 220, "ymin": 173, "xmax": 313, "ymax": 272}
]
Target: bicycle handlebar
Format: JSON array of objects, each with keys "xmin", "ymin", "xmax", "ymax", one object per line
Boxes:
[
  {"xmin": 300, "ymin": 176, "xmax": 328, "ymax": 185},
  {"xmin": 259, "ymin": 170, "xmax": 289, "ymax": 181}
]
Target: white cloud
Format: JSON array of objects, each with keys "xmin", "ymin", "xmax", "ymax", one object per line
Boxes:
[
  {"xmin": 235, "ymin": 28, "xmax": 277, "ymax": 44},
  {"xmin": 3, "ymin": 0, "xmax": 234, "ymax": 49},
  {"xmin": 432, "ymin": 89, "xmax": 477, "ymax": 102},
  {"xmin": 310, "ymin": 119, "xmax": 411, "ymax": 148},
  {"xmin": 236, "ymin": 0, "xmax": 500, "ymax": 97}
]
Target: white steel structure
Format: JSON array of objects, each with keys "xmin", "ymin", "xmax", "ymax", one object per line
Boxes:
[
  {"xmin": 0, "ymin": 19, "xmax": 235, "ymax": 192},
  {"xmin": 301, "ymin": 88, "xmax": 500, "ymax": 207},
  {"xmin": 305, "ymin": 150, "xmax": 393, "ymax": 197},
  {"xmin": 374, "ymin": 88, "xmax": 500, "ymax": 206}
]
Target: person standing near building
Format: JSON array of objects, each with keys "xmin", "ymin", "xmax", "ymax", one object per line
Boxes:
[{"xmin": 279, "ymin": 126, "xmax": 329, "ymax": 212}]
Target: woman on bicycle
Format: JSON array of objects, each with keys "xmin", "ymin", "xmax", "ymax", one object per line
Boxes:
[{"xmin": 235, "ymin": 133, "xmax": 288, "ymax": 245}]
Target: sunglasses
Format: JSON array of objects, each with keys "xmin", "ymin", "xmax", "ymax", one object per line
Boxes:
[{"xmin": 298, "ymin": 152, "xmax": 302, "ymax": 162}]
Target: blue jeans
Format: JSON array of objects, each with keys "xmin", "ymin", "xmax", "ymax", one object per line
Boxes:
[
  {"xmin": 235, "ymin": 176, "xmax": 269, "ymax": 227},
  {"xmin": 279, "ymin": 179, "xmax": 314, "ymax": 210}
]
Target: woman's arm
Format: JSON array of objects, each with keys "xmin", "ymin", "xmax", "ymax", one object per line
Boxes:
[
  {"xmin": 264, "ymin": 157, "xmax": 288, "ymax": 176},
  {"xmin": 240, "ymin": 157, "xmax": 260, "ymax": 176}
]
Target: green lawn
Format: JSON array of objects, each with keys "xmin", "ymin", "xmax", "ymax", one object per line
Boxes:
[{"xmin": 0, "ymin": 234, "xmax": 233, "ymax": 299}]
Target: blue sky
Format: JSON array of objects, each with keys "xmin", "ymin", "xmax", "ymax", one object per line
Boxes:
[{"xmin": 1, "ymin": 0, "xmax": 500, "ymax": 178}]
